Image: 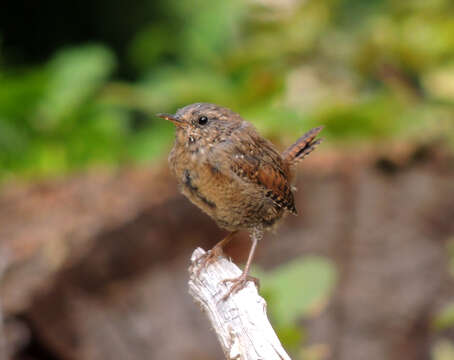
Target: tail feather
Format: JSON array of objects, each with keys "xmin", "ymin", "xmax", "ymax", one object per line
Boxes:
[{"xmin": 282, "ymin": 126, "xmax": 324, "ymax": 165}]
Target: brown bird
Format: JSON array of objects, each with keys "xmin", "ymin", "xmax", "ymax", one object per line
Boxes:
[{"xmin": 158, "ymin": 103, "xmax": 323, "ymax": 299}]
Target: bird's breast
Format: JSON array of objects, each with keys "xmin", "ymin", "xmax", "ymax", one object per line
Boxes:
[{"xmin": 169, "ymin": 143, "xmax": 284, "ymax": 231}]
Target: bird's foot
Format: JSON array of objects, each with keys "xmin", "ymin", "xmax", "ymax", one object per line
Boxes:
[
  {"xmin": 195, "ymin": 246, "xmax": 224, "ymax": 277},
  {"xmin": 221, "ymin": 273, "xmax": 260, "ymax": 301}
]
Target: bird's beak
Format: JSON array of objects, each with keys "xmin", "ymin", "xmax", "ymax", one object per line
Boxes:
[{"xmin": 156, "ymin": 113, "xmax": 185, "ymax": 127}]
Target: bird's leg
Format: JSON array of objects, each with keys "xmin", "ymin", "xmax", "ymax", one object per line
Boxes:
[
  {"xmin": 221, "ymin": 227, "xmax": 263, "ymax": 301},
  {"xmin": 196, "ymin": 231, "xmax": 238, "ymax": 276}
]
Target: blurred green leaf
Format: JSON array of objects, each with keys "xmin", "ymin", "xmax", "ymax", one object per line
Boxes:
[
  {"xmin": 142, "ymin": 67, "xmax": 236, "ymax": 109},
  {"xmin": 275, "ymin": 323, "xmax": 305, "ymax": 354},
  {"xmin": 317, "ymin": 93, "xmax": 404, "ymax": 140},
  {"xmin": 170, "ymin": 0, "xmax": 246, "ymax": 65},
  {"xmin": 433, "ymin": 303, "xmax": 454, "ymax": 332},
  {"xmin": 0, "ymin": 68, "xmax": 47, "ymax": 121},
  {"xmin": 128, "ymin": 24, "xmax": 178, "ymax": 72},
  {"xmin": 260, "ymin": 256, "xmax": 337, "ymax": 327},
  {"xmin": 128, "ymin": 123, "xmax": 174, "ymax": 162},
  {"xmin": 37, "ymin": 44, "xmax": 116, "ymax": 129}
]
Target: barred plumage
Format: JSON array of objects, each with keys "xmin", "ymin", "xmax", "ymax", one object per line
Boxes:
[{"xmin": 282, "ymin": 126, "xmax": 324, "ymax": 166}]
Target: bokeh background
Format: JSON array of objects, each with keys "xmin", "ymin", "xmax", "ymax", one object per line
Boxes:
[{"xmin": 1, "ymin": 0, "xmax": 454, "ymax": 359}]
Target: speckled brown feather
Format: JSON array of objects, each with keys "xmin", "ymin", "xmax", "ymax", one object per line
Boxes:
[
  {"xmin": 282, "ymin": 126, "xmax": 324, "ymax": 166},
  {"xmin": 162, "ymin": 103, "xmax": 322, "ymax": 232},
  {"xmin": 228, "ymin": 131, "xmax": 297, "ymax": 214},
  {"xmin": 161, "ymin": 103, "xmax": 323, "ymax": 298}
]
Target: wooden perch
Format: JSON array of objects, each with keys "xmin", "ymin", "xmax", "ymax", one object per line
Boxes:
[{"xmin": 188, "ymin": 247, "xmax": 292, "ymax": 360}]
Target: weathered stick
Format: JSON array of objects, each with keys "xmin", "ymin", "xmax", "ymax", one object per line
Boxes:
[{"xmin": 188, "ymin": 247, "xmax": 292, "ymax": 360}]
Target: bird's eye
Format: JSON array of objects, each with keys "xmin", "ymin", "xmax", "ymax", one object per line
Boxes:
[{"xmin": 198, "ymin": 116, "xmax": 208, "ymax": 125}]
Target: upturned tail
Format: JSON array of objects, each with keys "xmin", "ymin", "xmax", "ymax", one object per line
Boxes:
[{"xmin": 282, "ymin": 126, "xmax": 324, "ymax": 166}]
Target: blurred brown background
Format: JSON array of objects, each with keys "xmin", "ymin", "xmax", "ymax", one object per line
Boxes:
[{"xmin": 1, "ymin": 0, "xmax": 454, "ymax": 359}]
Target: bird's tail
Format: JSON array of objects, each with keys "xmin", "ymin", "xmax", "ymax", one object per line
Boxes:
[{"xmin": 282, "ymin": 126, "xmax": 324, "ymax": 166}]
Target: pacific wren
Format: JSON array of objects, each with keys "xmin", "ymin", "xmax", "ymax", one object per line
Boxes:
[{"xmin": 158, "ymin": 103, "xmax": 323, "ymax": 299}]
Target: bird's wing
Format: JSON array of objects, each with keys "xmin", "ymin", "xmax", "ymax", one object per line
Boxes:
[{"xmin": 214, "ymin": 128, "xmax": 296, "ymax": 214}]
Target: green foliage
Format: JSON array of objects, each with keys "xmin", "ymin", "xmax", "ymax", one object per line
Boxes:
[
  {"xmin": 260, "ymin": 256, "xmax": 336, "ymax": 326},
  {"xmin": 433, "ymin": 303, "xmax": 454, "ymax": 332},
  {"xmin": 253, "ymin": 256, "xmax": 336, "ymax": 352},
  {"xmin": 0, "ymin": 45, "xmax": 127, "ymax": 178},
  {"xmin": 1, "ymin": 0, "xmax": 454, "ymax": 180},
  {"xmin": 38, "ymin": 45, "xmax": 116, "ymax": 125}
]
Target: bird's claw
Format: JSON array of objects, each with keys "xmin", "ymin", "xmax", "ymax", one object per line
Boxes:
[
  {"xmin": 195, "ymin": 247, "xmax": 223, "ymax": 277},
  {"xmin": 221, "ymin": 274, "xmax": 260, "ymax": 301}
]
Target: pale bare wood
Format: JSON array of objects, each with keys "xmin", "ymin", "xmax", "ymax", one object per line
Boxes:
[{"xmin": 188, "ymin": 247, "xmax": 292, "ymax": 360}]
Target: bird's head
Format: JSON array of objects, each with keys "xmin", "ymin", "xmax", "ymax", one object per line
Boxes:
[{"xmin": 157, "ymin": 103, "xmax": 244, "ymax": 147}]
